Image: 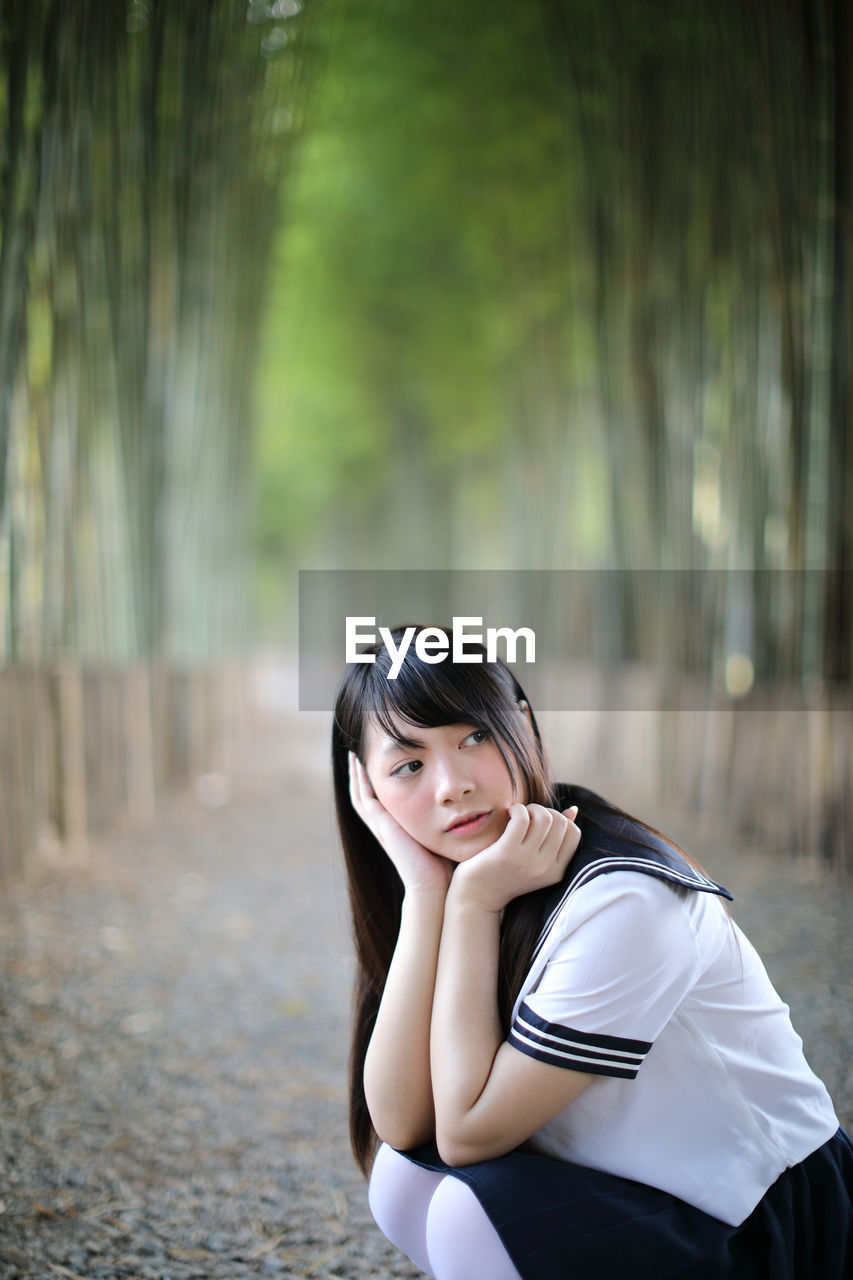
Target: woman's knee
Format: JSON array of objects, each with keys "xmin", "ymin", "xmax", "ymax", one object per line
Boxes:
[
  {"xmin": 425, "ymin": 1174, "xmax": 522, "ymax": 1280},
  {"xmin": 367, "ymin": 1144, "xmax": 441, "ymax": 1276}
]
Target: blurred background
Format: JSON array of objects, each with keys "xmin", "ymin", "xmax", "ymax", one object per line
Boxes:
[{"xmin": 0, "ymin": 0, "xmax": 850, "ymax": 880}]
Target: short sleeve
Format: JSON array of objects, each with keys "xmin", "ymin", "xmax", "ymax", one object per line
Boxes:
[{"xmin": 508, "ymin": 873, "xmax": 702, "ymax": 1079}]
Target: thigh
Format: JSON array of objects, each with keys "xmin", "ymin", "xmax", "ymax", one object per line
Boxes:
[
  {"xmin": 368, "ymin": 1144, "xmax": 443, "ymax": 1277},
  {"xmin": 425, "ymin": 1173, "xmax": 522, "ymax": 1280},
  {"xmin": 368, "ymin": 1146, "xmax": 524, "ymax": 1280}
]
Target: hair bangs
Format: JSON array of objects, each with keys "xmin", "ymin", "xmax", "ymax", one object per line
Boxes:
[{"xmin": 366, "ymin": 648, "xmax": 510, "ymax": 741}]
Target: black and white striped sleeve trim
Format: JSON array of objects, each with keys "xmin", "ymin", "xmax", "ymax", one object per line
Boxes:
[{"xmin": 508, "ymin": 1001, "xmax": 652, "ymax": 1079}]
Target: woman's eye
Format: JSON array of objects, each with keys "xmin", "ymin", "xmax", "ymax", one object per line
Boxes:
[
  {"xmin": 465, "ymin": 729, "xmax": 489, "ymax": 745},
  {"xmin": 392, "ymin": 759, "xmax": 422, "ymax": 778}
]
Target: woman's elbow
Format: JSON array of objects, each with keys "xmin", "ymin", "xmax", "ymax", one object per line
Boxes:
[
  {"xmin": 373, "ymin": 1116, "xmax": 435, "ymax": 1154},
  {"xmin": 435, "ymin": 1126, "xmax": 503, "ymax": 1168},
  {"xmin": 436, "ymin": 1138, "xmax": 475, "ymax": 1167}
]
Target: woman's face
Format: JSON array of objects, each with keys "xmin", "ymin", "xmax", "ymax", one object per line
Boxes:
[{"xmin": 361, "ymin": 711, "xmax": 530, "ymax": 862}]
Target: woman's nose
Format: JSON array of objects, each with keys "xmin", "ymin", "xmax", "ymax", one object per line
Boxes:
[{"xmin": 434, "ymin": 758, "xmax": 473, "ymax": 803}]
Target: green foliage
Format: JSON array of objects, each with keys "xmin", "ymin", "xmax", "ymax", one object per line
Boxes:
[
  {"xmin": 254, "ymin": 0, "xmax": 586, "ymax": 572},
  {"xmin": 0, "ymin": 0, "xmax": 308, "ymax": 661},
  {"xmin": 252, "ymin": 0, "xmax": 851, "ymax": 678},
  {"xmin": 1, "ymin": 0, "xmax": 849, "ymax": 679}
]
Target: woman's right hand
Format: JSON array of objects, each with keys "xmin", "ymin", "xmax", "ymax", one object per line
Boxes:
[{"xmin": 348, "ymin": 752, "xmax": 454, "ymax": 896}]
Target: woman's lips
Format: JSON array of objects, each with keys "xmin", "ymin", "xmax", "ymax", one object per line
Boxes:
[{"xmin": 445, "ymin": 811, "xmax": 491, "ymax": 834}]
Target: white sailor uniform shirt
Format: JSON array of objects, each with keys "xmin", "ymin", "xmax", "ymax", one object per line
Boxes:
[{"xmin": 508, "ymin": 834, "xmax": 840, "ymax": 1227}]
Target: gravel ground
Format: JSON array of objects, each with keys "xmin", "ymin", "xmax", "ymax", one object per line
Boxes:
[{"xmin": 0, "ymin": 717, "xmax": 851, "ymax": 1279}]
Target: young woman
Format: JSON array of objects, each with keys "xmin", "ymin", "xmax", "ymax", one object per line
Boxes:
[{"xmin": 331, "ymin": 625, "xmax": 852, "ymax": 1280}]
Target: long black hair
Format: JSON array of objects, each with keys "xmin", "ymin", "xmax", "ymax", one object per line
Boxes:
[{"xmin": 332, "ymin": 625, "xmax": 699, "ymax": 1174}]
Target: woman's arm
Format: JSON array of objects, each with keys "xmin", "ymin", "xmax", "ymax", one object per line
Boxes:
[
  {"xmin": 363, "ymin": 884, "xmax": 446, "ymax": 1150},
  {"xmin": 349, "ymin": 753, "xmax": 452, "ymax": 1150},
  {"xmin": 430, "ymin": 803, "xmax": 593, "ymax": 1166}
]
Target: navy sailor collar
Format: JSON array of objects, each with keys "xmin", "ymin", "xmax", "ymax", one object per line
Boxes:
[{"xmin": 532, "ymin": 817, "xmax": 733, "ymax": 964}]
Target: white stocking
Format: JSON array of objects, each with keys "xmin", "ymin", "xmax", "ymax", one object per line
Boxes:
[
  {"xmin": 368, "ymin": 1142, "xmax": 443, "ymax": 1277},
  {"xmin": 425, "ymin": 1171, "xmax": 523, "ymax": 1280},
  {"xmin": 368, "ymin": 1144, "xmax": 523, "ymax": 1280}
]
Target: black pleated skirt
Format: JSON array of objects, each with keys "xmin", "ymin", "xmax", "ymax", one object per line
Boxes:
[{"xmin": 404, "ymin": 1128, "xmax": 853, "ymax": 1280}]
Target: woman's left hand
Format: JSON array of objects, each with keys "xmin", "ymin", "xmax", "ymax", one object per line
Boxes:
[{"xmin": 450, "ymin": 803, "xmax": 580, "ymax": 913}]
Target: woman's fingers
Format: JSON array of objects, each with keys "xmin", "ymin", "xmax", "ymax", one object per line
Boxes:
[
  {"xmin": 348, "ymin": 751, "xmax": 363, "ymax": 813},
  {"xmin": 504, "ymin": 802, "xmax": 532, "ymax": 837},
  {"xmin": 556, "ymin": 806, "xmax": 581, "ymax": 866},
  {"xmin": 357, "ymin": 754, "xmax": 377, "ymax": 799},
  {"xmin": 518, "ymin": 804, "xmax": 580, "ymax": 875},
  {"xmin": 536, "ymin": 811, "xmax": 568, "ymax": 868},
  {"xmin": 349, "ymin": 751, "xmax": 378, "ymax": 827},
  {"xmin": 519, "ymin": 804, "xmax": 559, "ymax": 853}
]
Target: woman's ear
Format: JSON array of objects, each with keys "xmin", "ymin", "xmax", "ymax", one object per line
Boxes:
[{"xmin": 517, "ymin": 699, "xmax": 538, "ymax": 745}]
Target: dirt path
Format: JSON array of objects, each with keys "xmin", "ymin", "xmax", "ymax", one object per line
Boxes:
[{"xmin": 1, "ymin": 718, "xmax": 850, "ymax": 1279}]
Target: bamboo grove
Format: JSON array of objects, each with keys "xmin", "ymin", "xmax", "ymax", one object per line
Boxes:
[
  {"xmin": 0, "ymin": 0, "xmax": 307, "ymax": 662},
  {"xmin": 1, "ymin": 0, "xmax": 851, "ymax": 688}
]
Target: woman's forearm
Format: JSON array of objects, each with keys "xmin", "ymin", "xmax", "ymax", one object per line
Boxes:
[
  {"xmin": 429, "ymin": 806, "xmax": 589, "ymax": 1167},
  {"xmin": 363, "ymin": 887, "xmax": 447, "ymax": 1151},
  {"xmin": 430, "ymin": 886, "xmax": 504, "ymax": 1162}
]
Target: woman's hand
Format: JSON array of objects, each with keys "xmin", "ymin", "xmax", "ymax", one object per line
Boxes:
[
  {"xmin": 348, "ymin": 752, "xmax": 454, "ymax": 896},
  {"xmin": 451, "ymin": 802, "xmax": 580, "ymax": 913}
]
